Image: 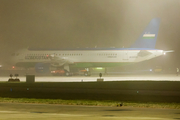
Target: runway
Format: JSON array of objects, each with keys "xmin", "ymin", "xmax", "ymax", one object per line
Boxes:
[
  {"xmin": 1, "ymin": 74, "xmax": 180, "ymax": 82},
  {"xmin": 1, "ymin": 74, "xmax": 180, "ymax": 102}
]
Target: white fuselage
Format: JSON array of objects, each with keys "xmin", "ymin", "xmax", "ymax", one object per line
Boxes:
[{"xmin": 11, "ymin": 48, "xmax": 164, "ymax": 68}]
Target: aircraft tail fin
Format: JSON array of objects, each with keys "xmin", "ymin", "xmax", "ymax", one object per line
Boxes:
[{"xmin": 130, "ymin": 18, "xmax": 160, "ymax": 48}]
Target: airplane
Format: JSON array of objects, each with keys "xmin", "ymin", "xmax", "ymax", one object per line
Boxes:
[{"xmin": 10, "ymin": 18, "xmax": 172, "ymax": 76}]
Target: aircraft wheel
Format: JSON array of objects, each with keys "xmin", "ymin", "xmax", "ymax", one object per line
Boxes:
[
  {"xmin": 84, "ymin": 72, "xmax": 91, "ymax": 76},
  {"xmin": 65, "ymin": 72, "xmax": 70, "ymax": 76}
]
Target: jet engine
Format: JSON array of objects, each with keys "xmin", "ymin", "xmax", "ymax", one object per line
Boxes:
[{"xmin": 35, "ymin": 63, "xmax": 50, "ymax": 73}]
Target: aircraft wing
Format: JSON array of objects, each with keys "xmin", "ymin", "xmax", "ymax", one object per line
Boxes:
[
  {"xmin": 47, "ymin": 55, "xmax": 73, "ymax": 67},
  {"xmin": 138, "ymin": 50, "xmax": 152, "ymax": 57}
]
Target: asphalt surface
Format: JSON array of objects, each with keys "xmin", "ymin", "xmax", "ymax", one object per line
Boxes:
[
  {"xmin": 1, "ymin": 75, "xmax": 180, "ymax": 102},
  {"xmin": 1, "ymin": 74, "xmax": 180, "ymax": 82},
  {"xmin": 0, "ymin": 103, "xmax": 179, "ymax": 120},
  {"xmin": 0, "ymin": 74, "xmax": 180, "ymax": 119}
]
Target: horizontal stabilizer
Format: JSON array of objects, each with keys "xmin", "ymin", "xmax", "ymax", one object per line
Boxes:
[{"xmin": 164, "ymin": 50, "xmax": 174, "ymax": 53}]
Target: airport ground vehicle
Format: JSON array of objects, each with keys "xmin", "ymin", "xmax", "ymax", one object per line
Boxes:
[
  {"xmin": 153, "ymin": 66, "xmax": 163, "ymax": 73},
  {"xmin": 51, "ymin": 69, "xmax": 65, "ymax": 76},
  {"xmin": 51, "ymin": 68, "xmax": 90, "ymax": 76}
]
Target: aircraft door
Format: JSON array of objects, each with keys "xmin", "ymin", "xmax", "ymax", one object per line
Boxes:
[{"xmin": 123, "ymin": 51, "xmax": 128, "ymax": 61}]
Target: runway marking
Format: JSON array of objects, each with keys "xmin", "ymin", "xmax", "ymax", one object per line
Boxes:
[
  {"xmin": 102, "ymin": 116, "xmax": 164, "ymax": 119},
  {"xmin": 0, "ymin": 110, "xmax": 86, "ymax": 117},
  {"xmin": 0, "ymin": 111, "xmax": 19, "ymax": 113},
  {"xmin": 44, "ymin": 113, "xmax": 87, "ymax": 117}
]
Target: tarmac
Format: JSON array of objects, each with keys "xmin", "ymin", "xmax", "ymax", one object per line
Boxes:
[
  {"xmin": 0, "ymin": 103, "xmax": 179, "ymax": 120},
  {"xmin": 0, "ymin": 74, "xmax": 180, "ymax": 82},
  {"xmin": 0, "ymin": 74, "xmax": 180, "ymax": 119}
]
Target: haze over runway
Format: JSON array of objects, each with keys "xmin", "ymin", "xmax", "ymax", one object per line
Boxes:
[
  {"xmin": 1, "ymin": 74, "xmax": 180, "ymax": 82},
  {"xmin": 0, "ymin": 0, "xmax": 180, "ymax": 69},
  {"xmin": 1, "ymin": 1, "xmax": 180, "ymax": 119}
]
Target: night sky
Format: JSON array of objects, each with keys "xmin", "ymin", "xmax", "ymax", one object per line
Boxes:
[{"xmin": 0, "ymin": 0, "xmax": 180, "ymax": 68}]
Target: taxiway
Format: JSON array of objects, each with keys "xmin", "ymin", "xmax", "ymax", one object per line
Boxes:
[{"xmin": 0, "ymin": 74, "xmax": 180, "ymax": 82}]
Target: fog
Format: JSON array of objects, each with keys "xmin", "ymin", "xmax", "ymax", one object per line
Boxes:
[{"xmin": 1, "ymin": 0, "xmax": 180, "ymax": 69}]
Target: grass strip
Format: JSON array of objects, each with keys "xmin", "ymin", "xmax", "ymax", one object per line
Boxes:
[{"xmin": 0, "ymin": 97, "xmax": 180, "ymax": 109}]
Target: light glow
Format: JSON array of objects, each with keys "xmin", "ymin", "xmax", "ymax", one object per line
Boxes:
[{"xmin": 96, "ymin": 67, "xmax": 103, "ymax": 70}]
